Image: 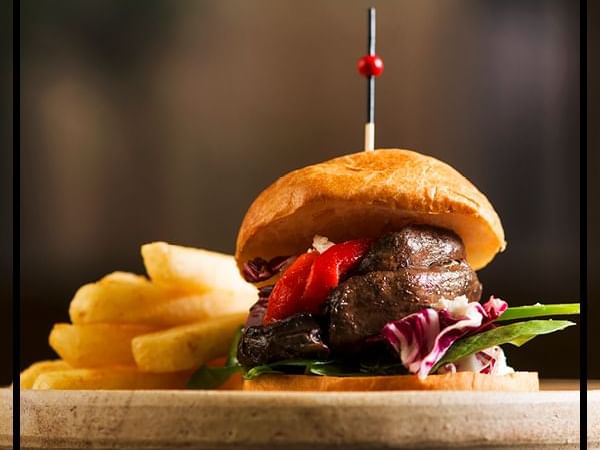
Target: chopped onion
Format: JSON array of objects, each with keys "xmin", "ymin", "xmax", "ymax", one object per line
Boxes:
[{"xmin": 312, "ymin": 235, "xmax": 335, "ymax": 253}]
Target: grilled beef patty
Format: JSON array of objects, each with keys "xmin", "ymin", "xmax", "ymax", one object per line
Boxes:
[
  {"xmin": 327, "ymin": 262, "xmax": 482, "ymax": 353},
  {"xmin": 357, "ymin": 225, "xmax": 465, "ymax": 272},
  {"xmin": 237, "ymin": 313, "xmax": 330, "ymax": 367}
]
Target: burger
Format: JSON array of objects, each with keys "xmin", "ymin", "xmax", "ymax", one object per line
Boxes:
[{"xmin": 226, "ymin": 149, "xmax": 577, "ymax": 392}]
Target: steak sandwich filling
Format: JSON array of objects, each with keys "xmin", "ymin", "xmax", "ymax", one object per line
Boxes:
[{"xmin": 238, "ymin": 225, "xmax": 482, "ymax": 368}]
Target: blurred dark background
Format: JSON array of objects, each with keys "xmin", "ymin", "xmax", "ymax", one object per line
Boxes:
[
  {"xmin": 2, "ymin": 0, "xmax": 13, "ymax": 386},
  {"xmin": 10, "ymin": 0, "xmax": 586, "ymax": 385},
  {"xmin": 589, "ymin": 2, "xmax": 599, "ymax": 382}
]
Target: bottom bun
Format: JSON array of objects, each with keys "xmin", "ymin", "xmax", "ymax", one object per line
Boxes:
[{"xmin": 243, "ymin": 372, "xmax": 539, "ymax": 392}]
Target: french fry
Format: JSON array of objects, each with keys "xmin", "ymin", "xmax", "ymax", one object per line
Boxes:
[
  {"xmin": 132, "ymin": 312, "xmax": 247, "ymax": 372},
  {"xmin": 141, "ymin": 242, "xmax": 255, "ymax": 294},
  {"xmin": 20, "ymin": 360, "xmax": 71, "ymax": 389},
  {"xmin": 32, "ymin": 367, "xmax": 192, "ymax": 390},
  {"xmin": 69, "ymin": 272, "xmax": 176, "ymax": 324},
  {"xmin": 70, "ymin": 276, "xmax": 255, "ymax": 327},
  {"xmin": 49, "ymin": 323, "xmax": 159, "ymax": 368},
  {"xmin": 146, "ymin": 290, "xmax": 254, "ymax": 326}
]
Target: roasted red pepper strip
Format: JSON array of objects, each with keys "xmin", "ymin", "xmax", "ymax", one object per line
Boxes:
[
  {"xmin": 301, "ymin": 238, "xmax": 373, "ymax": 314},
  {"xmin": 263, "ymin": 251, "xmax": 319, "ymax": 324}
]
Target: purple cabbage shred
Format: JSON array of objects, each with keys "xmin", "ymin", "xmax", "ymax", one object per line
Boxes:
[
  {"xmin": 242, "ymin": 256, "xmax": 294, "ymax": 283},
  {"xmin": 245, "ymin": 295, "xmax": 270, "ymax": 327},
  {"xmin": 382, "ymin": 296, "xmax": 508, "ymax": 379}
]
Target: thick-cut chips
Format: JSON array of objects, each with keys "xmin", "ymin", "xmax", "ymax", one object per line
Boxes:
[
  {"xmin": 132, "ymin": 312, "xmax": 247, "ymax": 372},
  {"xmin": 69, "ymin": 272, "xmax": 175, "ymax": 324},
  {"xmin": 20, "ymin": 360, "xmax": 72, "ymax": 389},
  {"xmin": 49, "ymin": 323, "xmax": 159, "ymax": 368},
  {"xmin": 29, "ymin": 243, "xmax": 254, "ymax": 390},
  {"xmin": 32, "ymin": 367, "xmax": 192, "ymax": 390},
  {"xmin": 70, "ymin": 273, "xmax": 255, "ymax": 327},
  {"xmin": 141, "ymin": 242, "xmax": 255, "ymax": 294}
]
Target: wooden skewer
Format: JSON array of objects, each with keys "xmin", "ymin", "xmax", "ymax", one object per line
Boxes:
[
  {"xmin": 357, "ymin": 8, "xmax": 383, "ymax": 152},
  {"xmin": 365, "ymin": 8, "xmax": 376, "ymax": 151}
]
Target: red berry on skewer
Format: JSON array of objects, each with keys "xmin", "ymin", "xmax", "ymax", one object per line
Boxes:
[{"xmin": 357, "ymin": 54, "xmax": 384, "ymax": 78}]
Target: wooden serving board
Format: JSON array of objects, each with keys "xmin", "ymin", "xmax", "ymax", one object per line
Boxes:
[{"xmin": 3, "ymin": 381, "xmax": 597, "ymax": 450}]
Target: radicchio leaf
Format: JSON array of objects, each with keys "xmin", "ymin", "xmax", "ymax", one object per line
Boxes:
[
  {"xmin": 382, "ymin": 296, "xmax": 508, "ymax": 379},
  {"xmin": 437, "ymin": 346, "xmax": 514, "ymax": 376},
  {"xmin": 241, "ymin": 256, "xmax": 294, "ymax": 283},
  {"xmin": 245, "ymin": 296, "xmax": 270, "ymax": 327}
]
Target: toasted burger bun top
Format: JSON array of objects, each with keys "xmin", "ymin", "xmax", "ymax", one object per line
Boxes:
[
  {"xmin": 242, "ymin": 372, "xmax": 539, "ymax": 392},
  {"xmin": 236, "ymin": 149, "xmax": 505, "ymax": 272}
]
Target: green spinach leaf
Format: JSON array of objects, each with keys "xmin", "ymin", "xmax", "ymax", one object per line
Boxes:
[
  {"xmin": 243, "ymin": 359, "xmax": 335, "ymax": 379},
  {"xmin": 431, "ymin": 319, "xmax": 575, "ymax": 373},
  {"xmin": 243, "ymin": 358, "xmax": 405, "ymax": 379},
  {"xmin": 498, "ymin": 303, "xmax": 579, "ymax": 322}
]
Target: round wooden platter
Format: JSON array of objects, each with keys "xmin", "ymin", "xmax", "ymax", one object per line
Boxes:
[{"xmin": 3, "ymin": 381, "xmax": 597, "ymax": 449}]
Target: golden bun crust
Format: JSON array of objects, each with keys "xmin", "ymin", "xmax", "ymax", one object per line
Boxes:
[
  {"xmin": 236, "ymin": 149, "xmax": 505, "ymax": 271},
  {"xmin": 243, "ymin": 372, "xmax": 539, "ymax": 392}
]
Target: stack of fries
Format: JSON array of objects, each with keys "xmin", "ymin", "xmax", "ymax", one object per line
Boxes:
[{"xmin": 20, "ymin": 242, "xmax": 256, "ymax": 390}]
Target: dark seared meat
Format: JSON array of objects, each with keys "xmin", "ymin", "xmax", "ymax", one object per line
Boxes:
[
  {"xmin": 327, "ymin": 262, "xmax": 482, "ymax": 353},
  {"xmin": 237, "ymin": 313, "xmax": 330, "ymax": 367},
  {"xmin": 357, "ymin": 226, "xmax": 465, "ymax": 273}
]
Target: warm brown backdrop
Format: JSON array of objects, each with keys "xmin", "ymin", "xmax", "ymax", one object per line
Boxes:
[
  {"xmin": 9, "ymin": 0, "xmax": 587, "ymax": 385},
  {"xmin": 2, "ymin": 0, "xmax": 13, "ymax": 386},
  {"xmin": 589, "ymin": 1, "xmax": 599, "ymax": 381}
]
